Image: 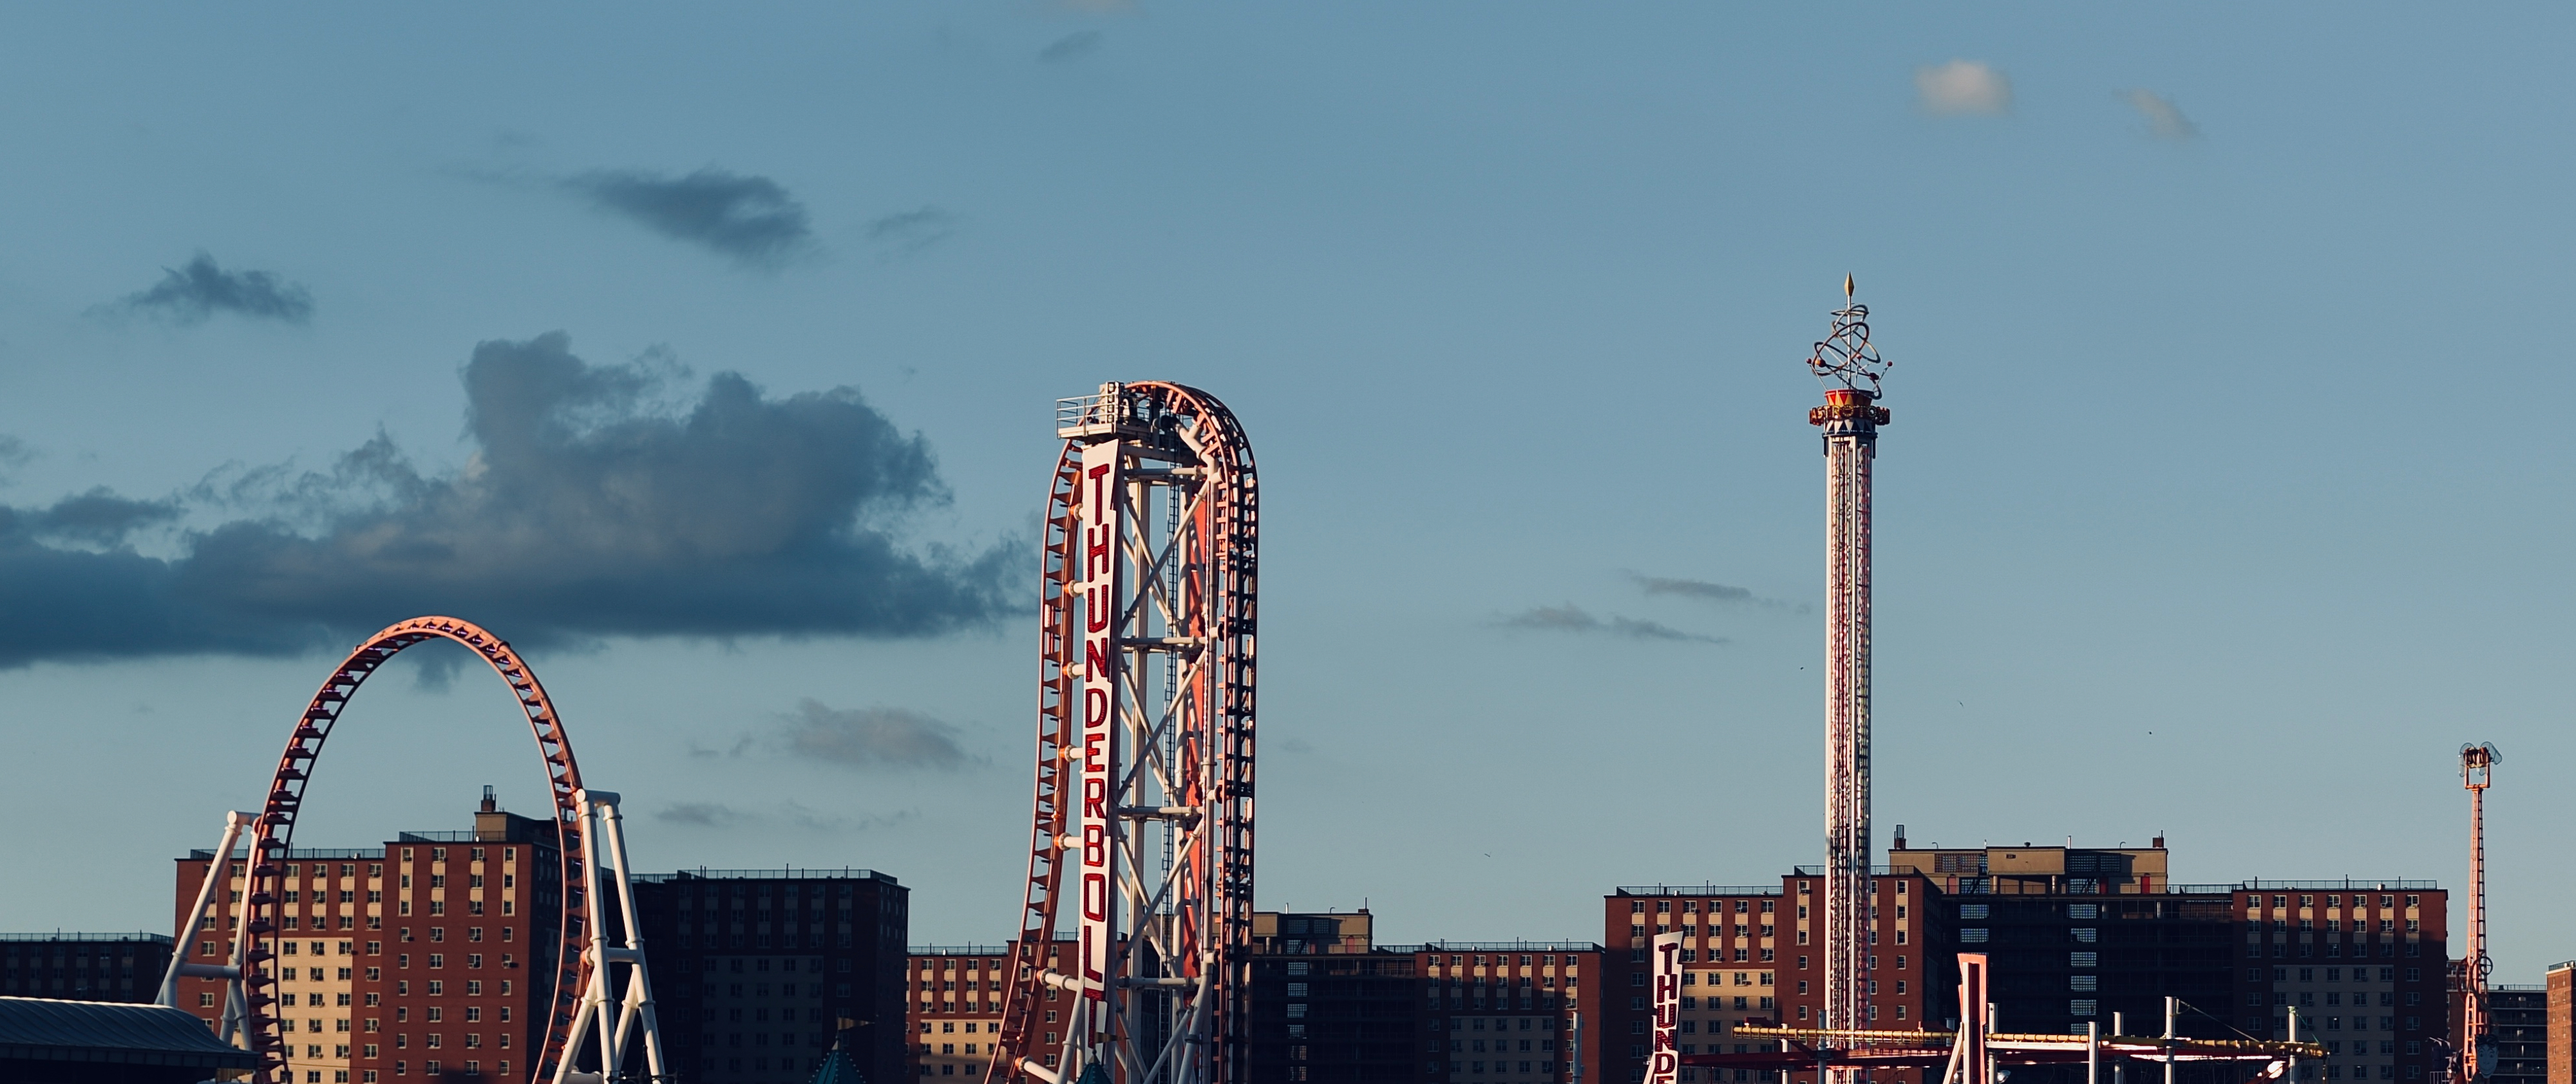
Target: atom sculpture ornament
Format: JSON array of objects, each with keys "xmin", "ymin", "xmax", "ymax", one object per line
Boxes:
[{"xmin": 1809, "ymin": 276, "xmax": 1892, "ymax": 396}]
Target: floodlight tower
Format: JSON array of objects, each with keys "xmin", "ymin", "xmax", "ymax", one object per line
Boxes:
[
  {"xmin": 1808, "ymin": 277, "xmax": 1891, "ymax": 1063},
  {"xmin": 2458, "ymin": 742, "xmax": 2500, "ymax": 1084}
]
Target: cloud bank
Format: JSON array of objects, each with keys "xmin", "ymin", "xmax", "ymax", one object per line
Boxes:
[
  {"xmin": 113, "ymin": 253, "xmax": 315, "ymax": 324},
  {"xmin": 566, "ymin": 169, "xmax": 815, "ymax": 266},
  {"xmin": 1917, "ymin": 61, "xmax": 2012, "ymax": 116},
  {"xmin": 1495, "ymin": 604, "xmax": 1723, "ymax": 644},
  {"xmin": 777, "ymin": 699, "xmax": 978, "ymax": 771},
  {"xmin": 2120, "ymin": 89, "xmax": 2199, "ymax": 140},
  {"xmin": 0, "ymin": 332, "xmax": 1019, "ymax": 667}
]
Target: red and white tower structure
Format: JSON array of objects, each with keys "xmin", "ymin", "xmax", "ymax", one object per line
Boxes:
[
  {"xmin": 989, "ymin": 382, "xmax": 1258, "ymax": 1084},
  {"xmin": 2458, "ymin": 742, "xmax": 2499, "ymax": 1084},
  {"xmin": 1808, "ymin": 279, "xmax": 1891, "ymax": 1054}
]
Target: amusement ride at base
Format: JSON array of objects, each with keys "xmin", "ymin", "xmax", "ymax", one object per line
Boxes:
[{"xmin": 154, "ymin": 617, "xmax": 668, "ymax": 1084}]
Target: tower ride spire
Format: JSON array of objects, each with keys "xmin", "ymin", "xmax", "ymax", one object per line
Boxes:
[{"xmin": 1808, "ymin": 279, "xmax": 1891, "ymax": 1064}]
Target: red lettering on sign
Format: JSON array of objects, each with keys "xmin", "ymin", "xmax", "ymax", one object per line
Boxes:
[{"xmin": 1086, "ymin": 635, "xmax": 1112, "ymax": 680}]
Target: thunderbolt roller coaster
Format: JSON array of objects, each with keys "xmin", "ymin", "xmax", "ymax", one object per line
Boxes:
[
  {"xmin": 157, "ymin": 616, "xmax": 667, "ymax": 1084},
  {"xmin": 988, "ymin": 382, "xmax": 1259, "ymax": 1084}
]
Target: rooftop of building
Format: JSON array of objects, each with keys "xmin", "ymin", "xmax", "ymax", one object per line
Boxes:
[
  {"xmin": 0, "ymin": 996, "xmax": 259, "ymax": 1070},
  {"xmin": 633, "ymin": 868, "xmax": 898, "ymax": 884},
  {"xmin": 1615, "ymin": 884, "xmax": 1783, "ymax": 897},
  {"xmin": 0, "ymin": 934, "xmax": 173, "ymax": 946}
]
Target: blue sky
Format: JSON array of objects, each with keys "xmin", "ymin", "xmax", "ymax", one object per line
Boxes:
[{"xmin": 4, "ymin": 4, "xmax": 2574, "ymax": 978}]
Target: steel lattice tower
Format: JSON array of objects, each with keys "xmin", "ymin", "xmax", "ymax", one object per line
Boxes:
[
  {"xmin": 1808, "ymin": 280, "xmax": 1891, "ymax": 1056},
  {"xmin": 2458, "ymin": 742, "xmax": 2500, "ymax": 1084},
  {"xmin": 989, "ymin": 382, "xmax": 1258, "ymax": 1084}
]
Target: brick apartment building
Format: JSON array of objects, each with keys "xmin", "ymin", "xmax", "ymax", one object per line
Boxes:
[
  {"xmin": 1604, "ymin": 871, "xmax": 1944, "ymax": 1084},
  {"xmin": 1605, "ymin": 838, "xmax": 2449, "ymax": 1084},
  {"xmin": 918, "ymin": 913, "xmax": 1601, "ymax": 1083},
  {"xmin": 0, "ymin": 933, "xmax": 175, "ymax": 1002},
  {"xmin": 2488, "ymin": 984, "xmax": 2543, "ymax": 1084},
  {"xmin": 2230, "ymin": 883, "xmax": 2448, "ymax": 1084},
  {"xmin": 1889, "ymin": 838, "xmax": 2233, "ymax": 1054},
  {"xmin": 907, "ymin": 941, "xmax": 1063, "ymax": 1079},
  {"xmin": 1412, "ymin": 937, "xmax": 1602, "ymax": 1084},
  {"xmin": 625, "ymin": 868, "xmax": 912, "ymax": 1084},
  {"xmin": 175, "ymin": 791, "xmax": 909, "ymax": 1084},
  {"xmin": 2546, "ymin": 962, "xmax": 2575, "ymax": 1084},
  {"xmin": 173, "ymin": 794, "xmax": 569, "ymax": 1084}
]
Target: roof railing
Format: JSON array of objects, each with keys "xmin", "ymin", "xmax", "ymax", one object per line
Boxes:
[
  {"xmin": 632, "ymin": 868, "xmax": 898, "ymax": 884},
  {"xmin": 1403, "ymin": 941, "xmax": 1605, "ymax": 953},
  {"xmin": 1615, "ymin": 885, "xmax": 1784, "ymax": 897},
  {"xmin": 0, "ymin": 932, "xmax": 176, "ymax": 944},
  {"xmin": 189, "ymin": 848, "xmax": 383, "ymax": 861},
  {"xmin": 909, "ymin": 944, "xmax": 1013, "ymax": 956}
]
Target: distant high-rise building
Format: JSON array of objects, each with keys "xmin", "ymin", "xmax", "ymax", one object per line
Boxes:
[
  {"xmin": 1242, "ymin": 911, "xmax": 1418, "ymax": 1082},
  {"xmin": 1414, "ymin": 937, "xmax": 1602, "ymax": 1084},
  {"xmin": 176, "ymin": 793, "xmax": 567, "ymax": 1084},
  {"xmin": 0, "ymin": 933, "xmax": 174, "ymax": 1004},
  {"xmin": 175, "ymin": 790, "xmax": 909, "ymax": 1084},
  {"xmin": 2489, "ymin": 985, "xmax": 2544, "ymax": 1084},
  {"xmin": 1889, "ymin": 839, "xmax": 2231, "ymax": 1050},
  {"xmin": 628, "ymin": 868, "xmax": 911, "ymax": 1084},
  {"xmin": 2544, "ymin": 962, "xmax": 2576, "ymax": 1084},
  {"xmin": 907, "ymin": 940, "xmax": 1061, "ymax": 1080},
  {"xmin": 1605, "ymin": 871, "xmax": 1944, "ymax": 1084},
  {"xmin": 2230, "ymin": 883, "xmax": 2449, "ymax": 1084}
]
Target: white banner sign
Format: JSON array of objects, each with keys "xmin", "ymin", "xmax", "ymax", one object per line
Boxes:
[
  {"xmin": 1077, "ymin": 441, "xmax": 1123, "ymax": 1022},
  {"xmin": 1651, "ymin": 931, "xmax": 1684, "ymax": 1084}
]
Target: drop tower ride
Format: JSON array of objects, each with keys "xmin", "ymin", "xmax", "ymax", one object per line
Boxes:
[{"xmin": 1808, "ymin": 278, "xmax": 1891, "ymax": 1060}]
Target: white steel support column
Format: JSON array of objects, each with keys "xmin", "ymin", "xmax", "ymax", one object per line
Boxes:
[
  {"xmin": 160, "ymin": 811, "xmax": 256, "ymax": 1045},
  {"xmin": 556, "ymin": 789, "xmax": 667, "ymax": 1084},
  {"xmin": 1808, "ymin": 281, "xmax": 1891, "ymax": 1063}
]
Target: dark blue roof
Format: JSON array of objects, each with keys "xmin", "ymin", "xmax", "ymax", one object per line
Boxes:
[
  {"xmin": 805, "ymin": 1043, "xmax": 866, "ymax": 1084},
  {"xmin": 0, "ymin": 997, "xmax": 258, "ymax": 1069}
]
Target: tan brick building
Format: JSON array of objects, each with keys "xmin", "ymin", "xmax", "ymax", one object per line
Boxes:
[
  {"xmin": 172, "ymin": 792, "xmax": 565, "ymax": 1084},
  {"xmin": 907, "ymin": 939, "xmax": 1069, "ymax": 1079}
]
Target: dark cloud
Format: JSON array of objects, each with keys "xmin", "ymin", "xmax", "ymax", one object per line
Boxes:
[
  {"xmin": 778, "ymin": 699, "xmax": 978, "ymax": 771},
  {"xmin": 653, "ymin": 799, "xmax": 913, "ymax": 833},
  {"xmin": 0, "ymin": 332, "xmax": 1020, "ymax": 668},
  {"xmin": 656, "ymin": 802, "xmax": 744, "ymax": 828},
  {"xmin": 113, "ymin": 253, "xmax": 314, "ymax": 324},
  {"xmin": 1495, "ymin": 604, "xmax": 1724, "ymax": 644},
  {"xmin": 566, "ymin": 169, "xmax": 814, "ymax": 266},
  {"xmin": 866, "ymin": 207, "xmax": 959, "ymax": 256},
  {"xmin": 1629, "ymin": 572, "xmax": 1808, "ymax": 613},
  {"xmin": 1039, "ymin": 31, "xmax": 1103, "ymax": 62}
]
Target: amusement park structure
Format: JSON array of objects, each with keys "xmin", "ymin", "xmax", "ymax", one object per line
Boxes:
[
  {"xmin": 987, "ymin": 382, "xmax": 1260, "ymax": 1084},
  {"xmin": 154, "ymin": 616, "xmax": 667, "ymax": 1084},
  {"xmin": 1809, "ymin": 277, "xmax": 1892, "ymax": 1064},
  {"xmin": 2456, "ymin": 743, "xmax": 2499, "ymax": 1084}
]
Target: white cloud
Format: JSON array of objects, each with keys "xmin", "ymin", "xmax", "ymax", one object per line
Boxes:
[
  {"xmin": 2120, "ymin": 89, "xmax": 2199, "ymax": 140},
  {"xmin": 1916, "ymin": 60, "xmax": 2012, "ymax": 117}
]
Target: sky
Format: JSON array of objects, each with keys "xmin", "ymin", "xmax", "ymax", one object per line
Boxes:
[{"xmin": 3, "ymin": 3, "xmax": 2574, "ymax": 980}]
